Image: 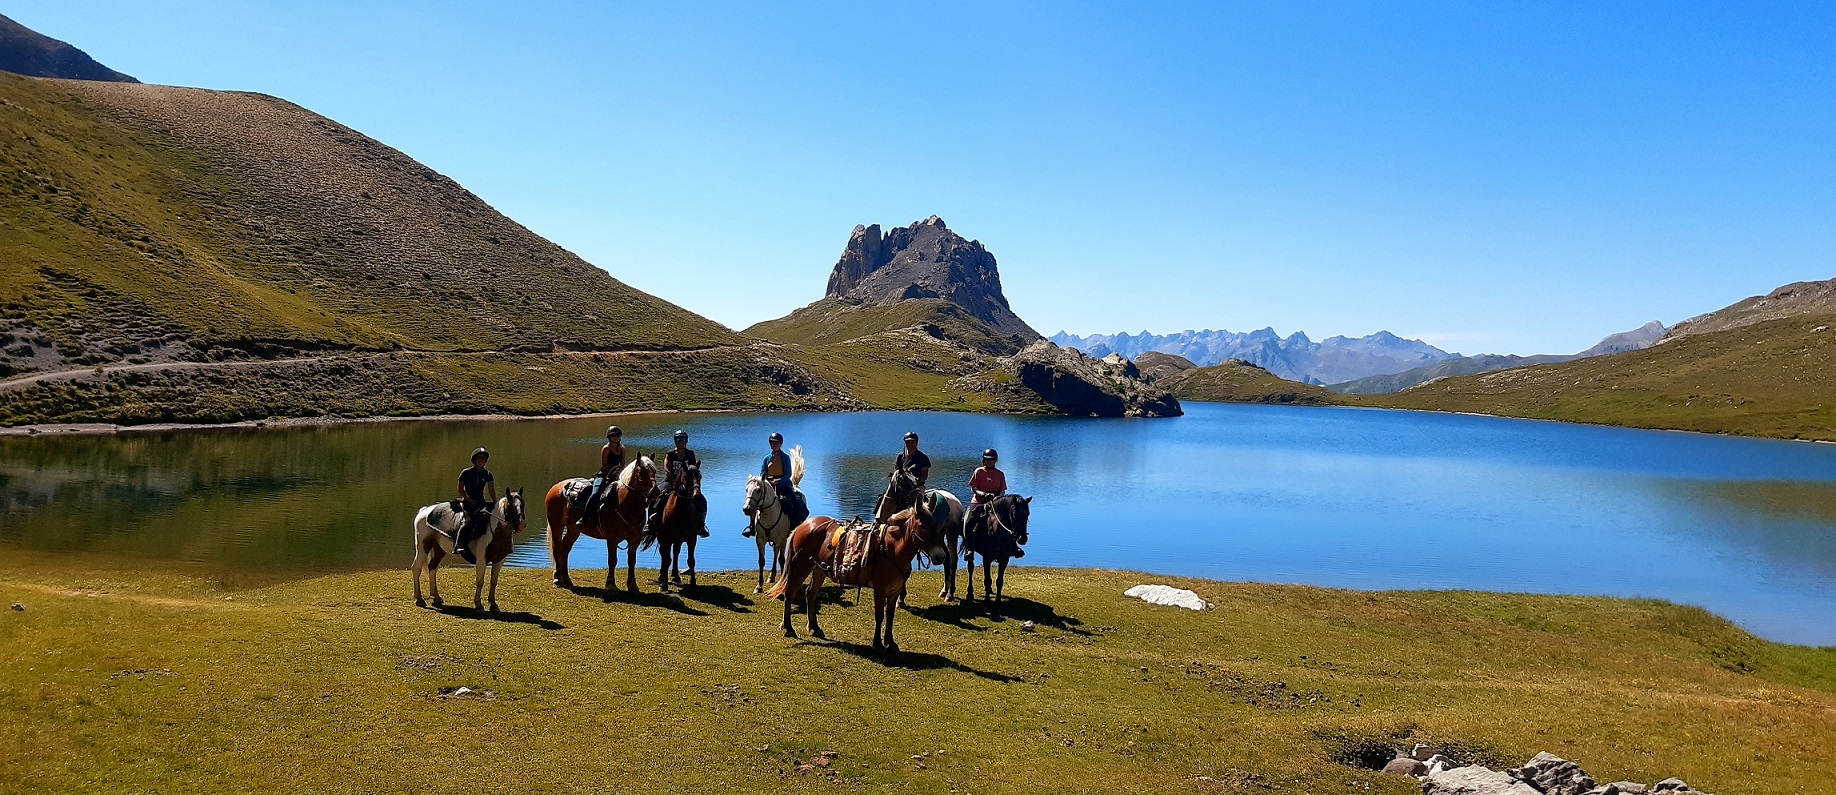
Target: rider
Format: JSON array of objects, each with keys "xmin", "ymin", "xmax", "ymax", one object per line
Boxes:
[
  {"xmin": 650, "ymin": 429, "xmax": 710, "ymax": 537},
  {"xmin": 965, "ymin": 448, "xmax": 1009, "ymax": 557},
  {"xmin": 895, "ymin": 431, "xmax": 931, "ymax": 490},
  {"xmin": 454, "ymin": 447, "xmax": 496, "ymax": 551},
  {"xmin": 580, "ymin": 426, "xmax": 625, "ymax": 525},
  {"xmin": 746, "ymin": 432, "xmax": 808, "ymax": 537}
]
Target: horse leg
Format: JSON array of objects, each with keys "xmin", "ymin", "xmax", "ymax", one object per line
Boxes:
[
  {"xmin": 412, "ymin": 537, "xmax": 429, "ymax": 607},
  {"xmin": 657, "ymin": 542, "xmax": 672, "ymax": 592},
  {"xmin": 551, "ymin": 524, "xmax": 579, "ymax": 588},
  {"xmin": 756, "ymin": 536, "xmax": 767, "ymax": 594},
  {"xmin": 625, "ymin": 538, "xmax": 640, "ymax": 593},
  {"xmin": 686, "ymin": 536, "xmax": 697, "ymax": 588},
  {"xmin": 964, "ymin": 552, "xmax": 976, "ymax": 601},
  {"xmin": 983, "ymin": 557, "xmax": 993, "ymax": 603},
  {"xmin": 996, "ymin": 558, "xmax": 1008, "ymax": 603},
  {"xmin": 940, "ymin": 539, "xmax": 956, "ymax": 601},
  {"xmin": 806, "ymin": 569, "xmax": 827, "ymax": 640},
  {"xmin": 488, "ymin": 558, "xmax": 503, "ymax": 612},
  {"xmin": 472, "ymin": 538, "xmax": 487, "ymax": 610},
  {"xmin": 428, "ymin": 547, "xmax": 445, "ymax": 608},
  {"xmin": 871, "ymin": 589, "xmax": 886, "ymax": 651}
]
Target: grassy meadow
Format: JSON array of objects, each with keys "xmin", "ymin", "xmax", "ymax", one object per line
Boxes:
[{"xmin": 2, "ymin": 558, "xmax": 1831, "ymax": 794}]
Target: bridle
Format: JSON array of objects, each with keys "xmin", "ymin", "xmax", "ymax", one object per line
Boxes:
[{"xmin": 745, "ymin": 476, "xmax": 786, "ymax": 532}]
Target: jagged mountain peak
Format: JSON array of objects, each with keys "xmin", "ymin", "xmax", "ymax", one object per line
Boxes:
[{"xmin": 823, "ymin": 217, "xmax": 1038, "ymax": 342}]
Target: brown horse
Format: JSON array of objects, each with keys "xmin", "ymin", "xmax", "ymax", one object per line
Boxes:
[
  {"xmin": 767, "ymin": 505, "xmax": 949, "ymax": 653},
  {"xmin": 545, "ymin": 457, "xmax": 656, "ymax": 595},
  {"xmin": 962, "ymin": 494, "xmax": 1032, "ymax": 602},
  {"xmin": 645, "ymin": 461, "xmax": 703, "ymax": 592}
]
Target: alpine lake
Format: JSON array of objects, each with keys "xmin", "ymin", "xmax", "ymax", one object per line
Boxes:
[{"xmin": 3, "ymin": 402, "xmax": 1834, "ymax": 645}]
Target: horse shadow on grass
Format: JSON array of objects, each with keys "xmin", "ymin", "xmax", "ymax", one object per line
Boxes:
[
  {"xmin": 670, "ymin": 583, "xmax": 754, "ymax": 613},
  {"xmin": 560, "ymin": 583, "xmax": 709, "ymax": 617},
  {"xmin": 433, "ymin": 605, "xmax": 566, "ymax": 631},
  {"xmin": 906, "ymin": 595, "xmax": 1095, "ymax": 637},
  {"xmin": 805, "ymin": 638, "xmax": 1022, "ymax": 683}
]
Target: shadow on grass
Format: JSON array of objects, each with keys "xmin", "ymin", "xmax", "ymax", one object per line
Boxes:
[
  {"xmin": 672, "ymin": 583, "xmax": 754, "ymax": 613},
  {"xmin": 906, "ymin": 596, "xmax": 1094, "ymax": 637},
  {"xmin": 817, "ymin": 639, "xmax": 1022, "ymax": 683},
  {"xmin": 560, "ymin": 583, "xmax": 709, "ymax": 616},
  {"xmin": 433, "ymin": 605, "xmax": 566, "ymax": 631}
]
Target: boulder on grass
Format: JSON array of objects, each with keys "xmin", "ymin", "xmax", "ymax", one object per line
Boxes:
[
  {"xmin": 1381, "ymin": 757, "xmax": 1427, "ymax": 777},
  {"xmin": 1423, "ymin": 766, "xmax": 1542, "ymax": 795},
  {"xmin": 1509, "ymin": 752, "xmax": 1597, "ymax": 795}
]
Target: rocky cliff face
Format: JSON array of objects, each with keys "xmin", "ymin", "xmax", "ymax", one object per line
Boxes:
[
  {"xmin": 825, "ymin": 216, "xmax": 1040, "ymax": 343},
  {"xmin": 1663, "ymin": 279, "xmax": 1836, "ymax": 342},
  {"xmin": 0, "ymin": 14, "xmax": 137, "ymax": 83},
  {"xmin": 1001, "ymin": 342, "xmax": 1181, "ymax": 418},
  {"xmin": 1578, "ymin": 320, "xmax": 1667, "ymax": 356}
]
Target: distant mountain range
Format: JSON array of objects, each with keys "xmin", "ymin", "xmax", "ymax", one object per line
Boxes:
[
  {"xmin": 1330, "ymin": 321, "xmax": 1669, "ymax": 394},
  {"xmin": 1049, "ymin": 328, "xmax": 1453, "ymax": 385}
]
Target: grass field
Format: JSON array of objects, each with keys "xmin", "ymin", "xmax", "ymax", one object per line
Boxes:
[{"xmin": 2, "ymin": 559, "xmax": 1830, "ymax": 794}]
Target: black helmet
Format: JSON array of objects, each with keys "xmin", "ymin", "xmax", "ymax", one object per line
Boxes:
[
  {"xmin": 606, "ymin": 425, "xmax": 622, "ymax": 438},
  {"xmin": 983, "ymin": 448, "xmax": 998, "ymax": 461},
  {"xmin": 768, "ymin": 432, "xmax": 784, "ymax": 443},
  {"xmin": 903, "ymin": 431, "xmax": 919, "ymax": 442},
  {"xmin": 673, "ymin": 429, "xmax": 689, "ymax": 440},
  {"xmin": 471, "ymin": 447, "xmax": 489, "ymax": 461}
]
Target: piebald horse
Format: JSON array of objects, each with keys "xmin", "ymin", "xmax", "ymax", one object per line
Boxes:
[
  {"xmin": 545, "ymin": 457, "xmax": 656, "ymax": 595},
  {"xmin": 874, "ymin": 469, "xmax": 966, "ymax": 602},
  {"xmin": 411, "ymin": 490, "xmax": 528, "ymax": 611},
  {"xmin": 768, "ymin": 504, "xmax": 949, "ymax": 653},
  {"xmin": 742, "ymin": 445, "xmax": 806, "ymax": 594}
]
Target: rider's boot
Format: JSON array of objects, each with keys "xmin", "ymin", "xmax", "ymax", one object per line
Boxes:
[{"xmin": 741, "ymin": 525, "xmax": 756, "ymax": 538}]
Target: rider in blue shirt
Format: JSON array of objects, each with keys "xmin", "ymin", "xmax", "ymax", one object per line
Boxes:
[{"xmin": 745, "ymin": 432, "xmax": 808, "ymax": 537}]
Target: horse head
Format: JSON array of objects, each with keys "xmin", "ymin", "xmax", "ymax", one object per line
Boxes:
[
  {"xmin": 994, "ymin": 494, "xmax": 1032, "ymax": 546},
  {"xmin": 742, "ymin": 475, "xmax": 771, "ymax": 517},
  {"xmin": 892, "ymin": 504, "xmax": 948, "ymax": 566},
  {"xmin": 501, "ymin": 488, "xmax": 528, "ymax": 534},
  {"xmin": 619, "ymin": 456, "xmax": 658, "ymax": 495},
  {"xmin": 676, "ymin": 462, "xmax": 702, "ymax": 497},
  {"xmin": 883, "ymin": 468, "xmax": 921, "ymax": 510}
]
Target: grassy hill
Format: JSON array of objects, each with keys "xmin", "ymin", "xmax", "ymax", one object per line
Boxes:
[
  {"xmin": 747, "ymin": 297, "xmax": 1027, "ymax": 356},
  {"xmin": 1364, "ymin": 314, "xmax": 1836, "ymax": 440},
  {"xmin": 1, "ymin": 560, "xmax": 1830, "ymax": 793},
  {"xmin": 1139, "ymin": 352, "xmax": 1335, "ymax": 405}
]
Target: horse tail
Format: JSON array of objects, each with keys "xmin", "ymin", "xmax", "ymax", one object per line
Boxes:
[
  {"xmin": 790, "ymin": 445, "xmax": 805, "ymax": 486},
  {"xmin": 764, "ymin": 573, "xmax": 788, "ymax": 600}
]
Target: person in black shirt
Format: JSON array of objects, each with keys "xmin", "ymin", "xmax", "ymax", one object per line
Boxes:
[
  {"xmin": 582, "ymin": 426, "xmax": 625, "ymax": 524},
  {"xmin": 649, "ymin": 429, "xmax": 709, "ymax": 537},
  {"xmin": 455, "ymin": 447, "xmax": 496, "ymax": 551},
  {"xmin": 894, "ymin": 431, "xmax": 931, "ymax": 489}
]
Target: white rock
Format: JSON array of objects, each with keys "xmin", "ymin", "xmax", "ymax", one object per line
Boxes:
[
  {"xmin": 1124, "ymin": 584, "xmax": 1213, "ymax": 610},
  {"xmin": 1424, "ymin": 766, "xmax": 1542, "ymax": 795}
]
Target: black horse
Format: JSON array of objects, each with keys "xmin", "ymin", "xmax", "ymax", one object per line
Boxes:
[{"xmin": 963, "ymin": 494, "xmax": 1032, "ymax": 602}]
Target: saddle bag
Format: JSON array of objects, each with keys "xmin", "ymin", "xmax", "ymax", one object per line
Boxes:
[{"xmin": 824, "ymin": 520, "xmax": 880, "ymax": 586}]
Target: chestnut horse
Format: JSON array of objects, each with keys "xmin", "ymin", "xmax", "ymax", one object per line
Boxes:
[
  {"xmin": 411, "ymin": 490, "xmax": 528, "ymax": 611},
  {"xmin": 875, "ymin": 472, "xmax": 967, "ymax": 603},
  {"xmin": 645, "ymin": 461, "xmax": 704, "ymax": 592},
  {"xmin": 545, "ymin": 457, "xmax": 656, "ymax": 594},
  {"xmin": 767, "ymin": 505, "xmax": 948, "ymax": 653},
  {"xmin": 962, "ymin": 494, "xmax": 1033, "ymax": 602}
]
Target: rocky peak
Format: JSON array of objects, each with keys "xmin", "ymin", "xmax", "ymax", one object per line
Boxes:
[
  {"xmin": 0, "ymin": 14, "xmax": 138, "ymax": 83},
  {"xmin": 824, "ymin": 217, "xmax": 1040, "ymax": 342}
]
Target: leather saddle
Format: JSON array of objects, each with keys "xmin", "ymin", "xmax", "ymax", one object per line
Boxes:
[{"xmin": 823, "ymin": 519, "xmax": 879, "ymax": 585}]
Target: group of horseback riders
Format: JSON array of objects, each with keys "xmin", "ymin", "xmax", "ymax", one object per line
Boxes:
[{"xmin": 449, "ymin": 428, "xmax": 1017, "ymax": 561}]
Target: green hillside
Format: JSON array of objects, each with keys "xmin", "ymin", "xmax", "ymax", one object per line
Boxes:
[
  {"xmin": 1365, "ymin": 314, "xmax": 1836, "ymax": 440},
  {"xmin": 746, "ymin": 298, "xmax": 1024, "ymax": 356},
  {"xmin": 1139, "ymin": 353, "xmax": 1335, "ymax": 405}
]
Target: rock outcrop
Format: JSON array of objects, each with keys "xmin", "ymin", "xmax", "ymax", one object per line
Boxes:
[
  {"xmin": 1577, "ymin": 321, "xmax": 1667, "ymax": 357},
  {"xmin": 1003, "ymin": 342, "xmax": 1180, "ymax": 418},
  {"xmin": 1410, "ymin": 752, "xmax": 1712, "ymax": 795},
  {"xmin": 826, "ymin": 216, "xmax": 1040, "ymax": 344},
  {"xmin": 0, "ymin": 13, "xmax": 137, "ymax": 82},
  {"xmin": 1663, "ymin": 278, "xmax": 1836, "ymax": 342}
]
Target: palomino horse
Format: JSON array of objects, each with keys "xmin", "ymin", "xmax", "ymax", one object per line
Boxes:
[
  {"xmin": 645, "ymin": 461, "xmax": 704, "ymax": 591},
  {"xmin": 742, "ymin": 445, "xmax": 805, "ymax": 593},
  {"xmin": 768, "ymin": 505, "xmax": 949, "ymax": 653},
  {"xmin": 411, "ymin": 489, "xmax": 528, "ymax": 611},
  {"xmin": 961, "ymin": 494, "xmax": 1033, "ymax": 602},
  {"xmin": 545, "ymin": 457, "xmax": 656, "ymax": 595}
]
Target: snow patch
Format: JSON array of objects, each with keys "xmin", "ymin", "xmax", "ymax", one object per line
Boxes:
[{"xmin": 1124, "ymin": 584, "xmax": 1212, "ymax": 611}]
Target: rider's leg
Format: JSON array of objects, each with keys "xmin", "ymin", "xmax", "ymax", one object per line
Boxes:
[{"xmin": 694, "ymin": 493, "xmax": 710, "ymax": 538}]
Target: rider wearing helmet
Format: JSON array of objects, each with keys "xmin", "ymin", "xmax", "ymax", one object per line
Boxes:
[
  {"xmin": 964, "ymin": 448, "xmax": 1010, "ymax": 558},
  {"xmin": 894, "ymin": 431, "xmax": 931, "ymax": 489},
  {"xmin": 650, "ymin": 429, "xmax": 709, "ymax": 537},
  {"xmin": 580, "ymin": 426, "xmax": 625, "ymax": 524},
  {"xmin": 745, "ymin": 432, "xmax": 808, "ymax": 537},
  {"xmin": 455, "ymin": 447, "xmax": 496, "ymax": 551}
]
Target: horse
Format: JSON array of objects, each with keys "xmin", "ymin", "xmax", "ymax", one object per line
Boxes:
[
  {"xmin": 645, "ymin": 461, "xmax": 704, "ymax": 592},
  {"xmin": 873, "ymin": 468, "xmax": 925, "ymax": 525},
  {"xmin": 544, "ymin": 457, "xmax": 656, "ymax": 595},
  {"xmin": 411, "ymin": 489, "xmax": 528, "ymax": 611},
  {"xmin": 742, "ymin": 445, "xmax": 806, "ymax": 593},
  {"xmin": 961, "ymin": 494, "xmax": 1033, "ymax": 602},
  {"xmin": 767, "ymin": 503, "xmax": 949, "ymax": 653},
  {"xmin": 873, "ymin": 470, "xmax": 967, "ymax": 603}
]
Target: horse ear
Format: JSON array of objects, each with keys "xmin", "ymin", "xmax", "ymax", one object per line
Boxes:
[{"xmin": 1024, "ymin": 496, "xmax": 1033, "ymax": 504}]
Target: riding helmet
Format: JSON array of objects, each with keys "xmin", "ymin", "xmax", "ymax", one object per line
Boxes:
[
  {"xmin": 673, "ymin": 429, "xmax": 689, "ymax": 440},
  {"xmin": 903, "ymin": 431, "xmax": 919, "ymax": 441},
  {"xmin": 471, "ymin": 447, "xmax": 489, "ymax": 461},
  {"xmin": 768, "ymin": 432, "xmax": 784, "ymax": 443},
  {"xmin": 606, "ymin": 425, "xmax": 622, "ymax": 438},
  {"xmin": 983, "ymin": 448, "xmax": 998, "ymax": 461}
]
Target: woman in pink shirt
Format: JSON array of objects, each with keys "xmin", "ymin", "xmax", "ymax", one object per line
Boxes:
[{"xmin": 965, "ymin": 449, "xmax": 1007, "ymax": 558}]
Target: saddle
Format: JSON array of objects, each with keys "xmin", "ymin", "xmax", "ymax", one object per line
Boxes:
[
  {"xmin": 561, "ymin": 477, "xmax": 595, "ymax": 509},
  {"xmin": 822, "ymin": 519, "xmax": 880, "ymax": 586}
]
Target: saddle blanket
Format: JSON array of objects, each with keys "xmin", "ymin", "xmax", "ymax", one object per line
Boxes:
[
  {"xmin": 824, "ymin": 519, "xmax": 879, "ymax": 585},
  {"xmin": 561, "ymin": 477, "xmax": 596, "ymax": 508}
]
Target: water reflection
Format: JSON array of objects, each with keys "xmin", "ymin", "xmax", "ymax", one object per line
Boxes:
[{"xmin": 3, "ymin": 404, "xmax": 1836, "ymax": 644}]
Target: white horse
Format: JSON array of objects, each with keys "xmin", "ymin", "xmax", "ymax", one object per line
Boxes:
[
  {"xmin": 411, "ymin": 490, "xmax": 527, "ymax": 611},
  {"xmin": 742, "ymin": 445, "xmax": 805, "ymax": 594}
]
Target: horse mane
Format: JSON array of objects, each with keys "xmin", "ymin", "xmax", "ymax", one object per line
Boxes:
[
  {"xmin": 617, "ymin": 456, "xmax": 654, "ymax": 489},
  {"xmin": 790, "ymin": 445, "xmax": 805, "ymax": 486}
]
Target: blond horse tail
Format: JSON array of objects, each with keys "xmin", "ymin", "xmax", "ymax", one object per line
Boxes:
[{"xmin": 790, "ymin": 445, "xmax": 805, "ymax": 486}]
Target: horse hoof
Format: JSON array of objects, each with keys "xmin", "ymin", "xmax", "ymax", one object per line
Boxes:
[
  {"xmin": 553, "ymin": 578, "xmax": 570, "ymax": 589},
  {"xmin": 783, "ymin": 627, "xmax": 797, "ymax": 639},
  {"xmin": 811, "ymin": 628, "xmax": 826, "ymax": 640},
  {"xmin": 431, "ymin": 598, "xmax": 444, "ymax": 608},
  {"xmin": 754, "ymin": 587, "xmax": 763, "ymax": 594},
  {"xmin": 415, "ymin": 598, "xmax": 426, "ymax": 608},
  {"xmin": 473, "ymin": 602, "xmax": 484, "ymax": 611},
  {"xmin": 488, "ymin": 603, "xmax": 499, "ymax": 613},
  {"xmin": 886, "ymin": 642, "xmax": 900, "ymax": 654}
]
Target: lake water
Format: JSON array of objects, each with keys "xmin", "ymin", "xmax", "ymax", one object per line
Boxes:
[{"xmin": 3, "ymin": 403, "xmax": 1834, "ymax": 645}]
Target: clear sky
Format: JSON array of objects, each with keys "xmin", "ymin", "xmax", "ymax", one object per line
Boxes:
[{"xmin": 12, "ymin": 2, "xmax": 1836, "ymax": 354}]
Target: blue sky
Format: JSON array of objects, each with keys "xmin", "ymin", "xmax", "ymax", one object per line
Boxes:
[{"xmin": 13, "ymin": 2, "xmax": 1836, "ymax": 354}]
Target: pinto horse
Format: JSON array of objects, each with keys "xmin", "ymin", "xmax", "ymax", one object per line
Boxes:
[
  {"xmin": 545, "ymin": 457, "xmax": 656, "ymax": 594},
  {"xmin": 961, "ymin": 494, "xmax": 1033, "ymax": 602},
  {"xmin": 411, "ymin": 489, "xmax": 528, "ymax": 611},
  {"xmin": 874, "ymin": 471, "xmax": 967, "ymax": 603},
  {"xmin": 768, "ymin": 505, "xmax": 949, "ymax": 653},
  {"xmin": 645, "ymin": 461, "xmax": 704, "ymax": 591}
]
